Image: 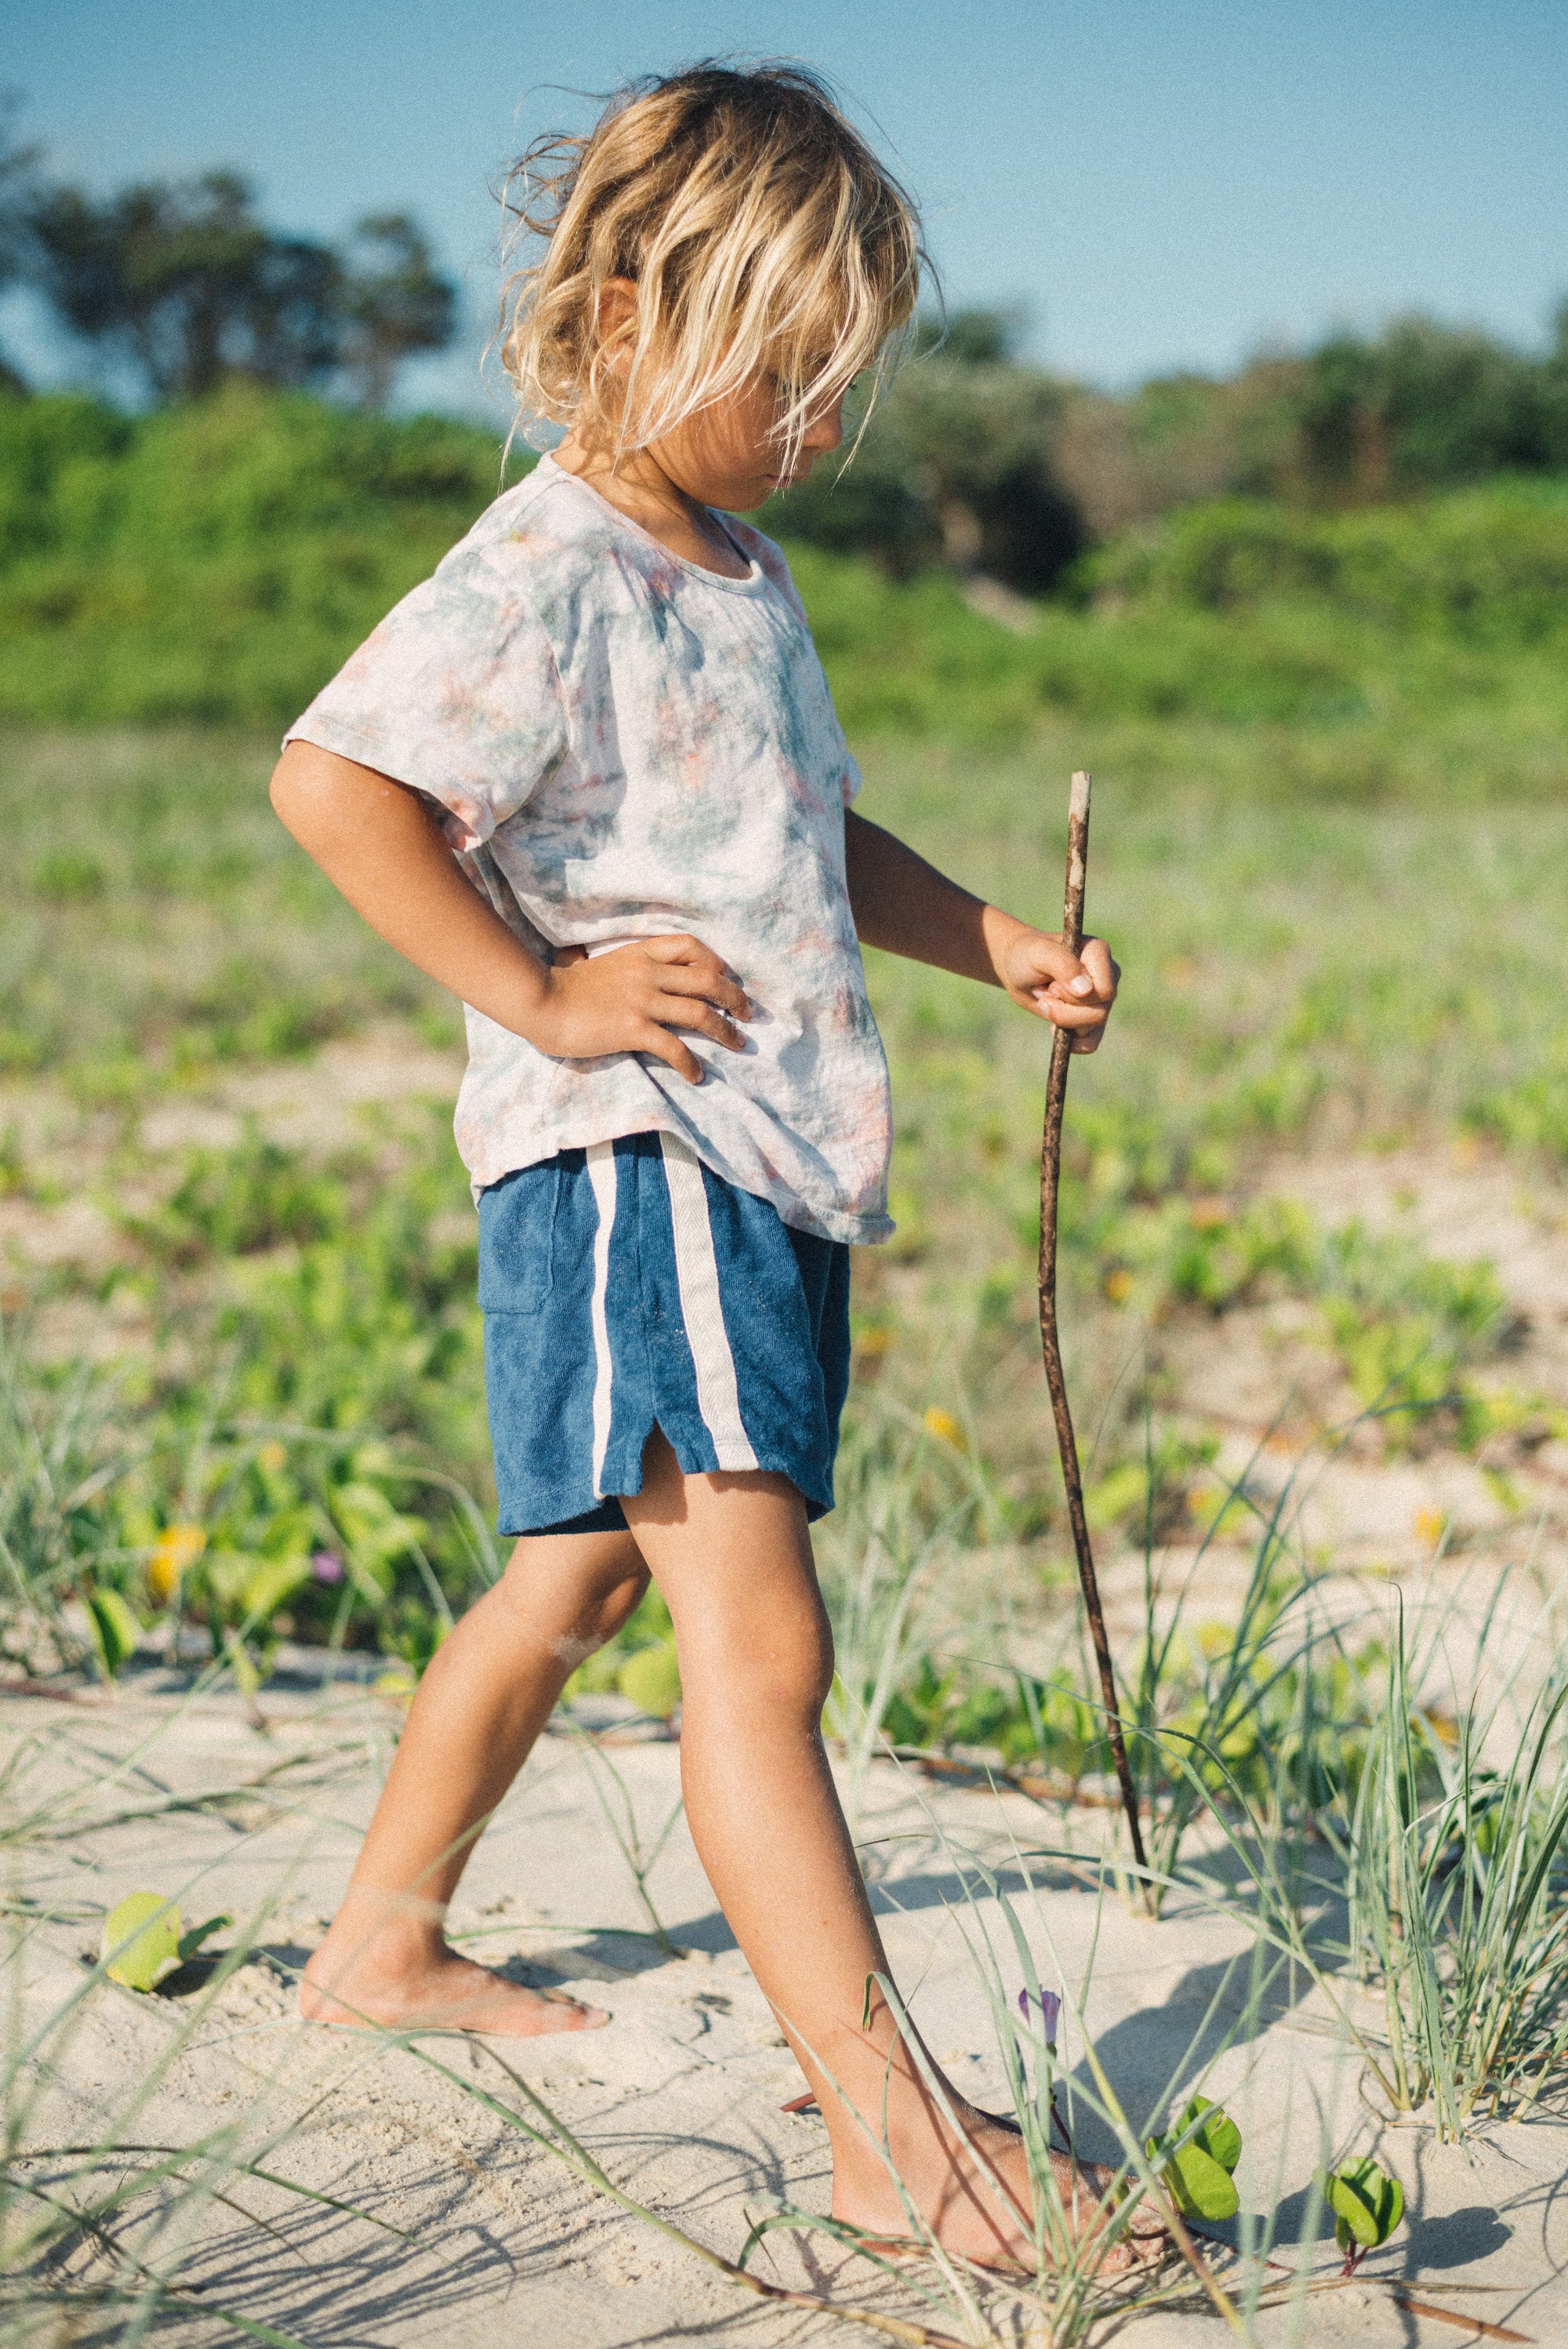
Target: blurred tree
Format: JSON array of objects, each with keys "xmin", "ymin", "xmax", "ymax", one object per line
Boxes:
[
  {"xmin": 914, "ymin": 305, "xmax": 1025, "ymax": 366},
  {"xmin": 1294, "ymin": 317, "xmax": 1566, "ymax": 494},
  {"xmin": 769, "ymin": 307, "xmax": 1088, "ymax": 594},
  {"xmin": 27, "ymin": 172, "xmax": 341, "ymax": 401},
  {"xmin": 24, "ymin": 167, "xmax": 456, "ymax": 409},
  {"xmin": 0, "ymin": 94, "xmax": 43, "ymax": 393},
  {"xmin": 339, "ymin": 212, "xmax": 457, "ymax": 408}
]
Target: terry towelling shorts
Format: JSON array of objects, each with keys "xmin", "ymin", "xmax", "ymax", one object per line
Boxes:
[{"xmin": 479, "ymin": 1131, "xmax": 852, "ymax": 1536}]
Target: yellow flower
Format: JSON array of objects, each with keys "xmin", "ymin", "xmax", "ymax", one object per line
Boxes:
[
  {"xmin": 256, "ymin": 1440, "xmax": 288, "ymax": 1476},
  {"xmin": 1103, "ymin": 1268, "xmax": 1134, "ymax": 1304},
  {"xmin": 147, "ymin": 1523, "xmax": 205, "ymax": 1606},
  {"xmin": 1414, "ymin": 1506, "xmax": 1448, "ymax": 1550},
  {"xmin": 923, "ymin": 1407, "xmax": 966, "ymax": 1450}
]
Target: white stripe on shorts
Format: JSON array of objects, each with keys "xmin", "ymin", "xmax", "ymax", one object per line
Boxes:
[
  {"xmin": 659, "ymin": 1133, "xmax": 759, "ymax": 1472},
  {"xmin": 585, "ymin": 1142, "xmax": 619, "ymax": 1494}
]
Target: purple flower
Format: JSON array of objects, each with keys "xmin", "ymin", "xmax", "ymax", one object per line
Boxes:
[
  {"xmin": 310, "ymin": 1551, "xmax": 345, "ymax": 1586},
  {"xmin": 1018, "ymin": 1987, "xmax": 1062, "ymax": 2045}
]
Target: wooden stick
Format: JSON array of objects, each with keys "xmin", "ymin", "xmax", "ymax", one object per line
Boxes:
[{"xmin": 1037, "ymin": 772, "xmax": 1149, "ymax": 1882}]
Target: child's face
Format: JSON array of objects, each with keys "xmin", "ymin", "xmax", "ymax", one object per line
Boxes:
[{"xmin": 648, "ymin": 365, "xmax": 848, "ymax": 514}]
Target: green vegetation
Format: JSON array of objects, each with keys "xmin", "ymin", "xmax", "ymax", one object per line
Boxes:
[
  {"xmin": 0, "ymin": 388, "xmax": 532, "ymax": 726},
  {"xmin": 2, "ymin": 704, "xmax": 1564, "ymax": 1686},
  {"xmin": 1, "ymin": 385, "xmax": 1566, "ymax": 790}
]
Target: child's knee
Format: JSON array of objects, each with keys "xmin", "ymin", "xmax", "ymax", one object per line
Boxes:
[{"xmin": 686, "ymin": 1598, "xmax": 834, "ymax": 1720}]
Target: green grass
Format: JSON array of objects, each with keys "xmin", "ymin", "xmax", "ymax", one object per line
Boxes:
[{"xmin": 2, "ymin": 716, "xmax": 1563, "ymax": 1678}]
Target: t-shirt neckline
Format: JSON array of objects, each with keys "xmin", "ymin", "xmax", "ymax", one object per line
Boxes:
[{"xmin": 537, "ymin": 453, "xmax": 768, "ymax": 594}]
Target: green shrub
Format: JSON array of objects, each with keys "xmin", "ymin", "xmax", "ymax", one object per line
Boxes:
[{"xmin": 1089, "ymin": 481, "xmax": 1568, "ymax": 644}]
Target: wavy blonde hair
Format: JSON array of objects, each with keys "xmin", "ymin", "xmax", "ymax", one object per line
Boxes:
[{"xmin": 499, "ymin": 62, "xmax": 926, "ymax": 468}]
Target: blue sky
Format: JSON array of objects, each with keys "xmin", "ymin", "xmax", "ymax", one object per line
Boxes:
[{"xmin": 8, "ymin": 0, "xmax": 1566, "ymax": 416}]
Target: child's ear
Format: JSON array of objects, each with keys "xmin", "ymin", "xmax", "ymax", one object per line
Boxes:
[{"xmin": 595, "ymin": 278, "xmax": 639, "ymax": 369}]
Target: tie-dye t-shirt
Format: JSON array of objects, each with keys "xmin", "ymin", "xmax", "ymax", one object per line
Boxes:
[{"xmin": 285, "ymin": 454, "xmax": 893, "ymax": 1245}]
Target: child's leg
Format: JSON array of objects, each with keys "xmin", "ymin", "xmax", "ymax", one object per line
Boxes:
[
  {"xmin": 624, "ymin": 1432, "xmax": 1162, "ymax": 2271},
  {"xmin": 300, "ymin": 1523, "xmax": 648, "ymax": 2035}
]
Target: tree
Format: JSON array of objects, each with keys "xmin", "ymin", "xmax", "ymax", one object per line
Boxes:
[
  {"xmin": 768, "ymin": 310, "xmax": 1088, "ymax": 594},
  {"xmin": 27, "ymin": 171, "xmax": 341, "ymax": 401},
  {"xmin": 1295, "ymin": 318, "xmax": 1556, "ymax": 494},
  {"xmin": 339, "ymin": 213, "xmax": 456, "ymax": 408},
  {"xmin": 24, "ymin": 167, "xmax": 456, "ymax": 408},
  {"xmin": 0, "ymin": 93, "xmax": 43, "ymax": 392}
]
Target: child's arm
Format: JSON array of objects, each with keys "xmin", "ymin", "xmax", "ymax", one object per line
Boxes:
[
  {"xmin": 270, "ymin": 741, "xmax": 750, "ymax": 1084},
  {"xmin": 844, "ymin": 810, "xmax": 1117, "ymax": 1051}
]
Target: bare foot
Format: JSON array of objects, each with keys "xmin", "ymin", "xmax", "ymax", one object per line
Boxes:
[
  {"xmin": 834, "ymin": 2109, "xmax": 1167, "ymax": 2278},
  {"xmin": 299, "ymin": 1939, "xmax": 608, "ymax": 2036}
]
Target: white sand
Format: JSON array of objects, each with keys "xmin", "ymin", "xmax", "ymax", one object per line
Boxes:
[{"xmin": 12, "ymin": 1669, "xmax": 1566, "ymax": 2346}]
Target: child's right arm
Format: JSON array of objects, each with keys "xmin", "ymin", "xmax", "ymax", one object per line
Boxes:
[{"xmin": 270, "ymin": 741, "xmax": 750, "ymax": 1085}]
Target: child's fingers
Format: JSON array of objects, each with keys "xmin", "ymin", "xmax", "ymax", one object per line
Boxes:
[
  {"xmin": 1029, "ymin": 990, "xmax": 1109, "ymax": 1028},
  {"xmin": 1080, "ymin": 935, "xmax": 1118, "ymax": 1000},
  {"xmin": 632, "ymin": 1019, "xmax": 704, "ymax": 1084},
  {"xmin": 1029, "ymin": 992, "xmax": 1111, "ymax": 1054},
  {"xmin": 651, "ymin": 992, "xmax": 746, "ymax": 1050},
  {"xmin": 641, "ymin": 932, "xmax": 748, "ymax": 1000},
  {"xmin": 649, "ymin": 960, "xmax": 753, "ymax": 1019}
]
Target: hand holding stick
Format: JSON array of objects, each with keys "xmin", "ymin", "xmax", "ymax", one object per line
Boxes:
[{"xmin": 1037, "ymin": 772, "xmax": 1149, "ymax": 1882}]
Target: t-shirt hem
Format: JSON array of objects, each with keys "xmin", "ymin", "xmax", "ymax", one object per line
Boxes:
[{"xmin": 468, "ymin": 1112, "xmax": 892, "ymax": 1247}]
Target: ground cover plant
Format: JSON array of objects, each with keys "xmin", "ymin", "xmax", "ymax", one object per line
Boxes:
[{"xmin": 3, "ymin": 701, "xmax": 1566, "ymax": 1670}]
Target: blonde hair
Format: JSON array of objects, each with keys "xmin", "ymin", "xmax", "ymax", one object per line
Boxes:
[{"xmin": 499, "ymin": 62, "xmax": 926, "ymax": 467}]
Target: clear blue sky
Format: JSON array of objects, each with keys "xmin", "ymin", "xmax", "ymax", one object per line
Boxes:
[{"xmin": 7, "ymin": 0, "xmax": 1566, "ymax": 416}]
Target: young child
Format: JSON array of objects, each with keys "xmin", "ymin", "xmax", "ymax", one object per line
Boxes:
[{"xmin": 272, "ymin": 63, "xmax": 1152, "ymax": 2273}]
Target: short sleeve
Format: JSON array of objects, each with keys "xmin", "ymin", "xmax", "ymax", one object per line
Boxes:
[
  {"xmin": 283, "ymin": 550, "xmax": 567, "ymax": 852},
  {"xmin": 842, "ymin": 750, "xmax": 862, "ymax": 809}
]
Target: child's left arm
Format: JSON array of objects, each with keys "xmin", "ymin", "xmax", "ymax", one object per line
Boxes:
[{"xmin": 844, "ymin": 810, "xmax": 1118, "ymax": 1051}]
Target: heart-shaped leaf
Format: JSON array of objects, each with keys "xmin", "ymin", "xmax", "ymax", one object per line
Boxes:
[
  {"xmin": 102, "ymin": 1892, "xmax": 183, "ymax": 1991},
  {"xmin": 1146, "ymin": 2133, "xmax": 1240, "ymax": 2220},
  {"xmin": 1316, "ymin": 2158, "xmax": 1403, "ymax": 2252},
  {"xmin": 1179, "ymin": 2093, "xmax": 1242, "ymax": 2175}
]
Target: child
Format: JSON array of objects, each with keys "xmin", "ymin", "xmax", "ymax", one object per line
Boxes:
[{"xmin": 272, "ymin": 63, "xmax": 1151, "ymax": 2273}]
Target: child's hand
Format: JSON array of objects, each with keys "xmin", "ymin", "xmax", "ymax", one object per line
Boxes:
[
  {"xmin": 531, "ymin": 935, "xmax": 752, "ymax": 1084},
  {"xmin": 994, "ymin": 926, "xmax": 1120, "ymax": 1054}
]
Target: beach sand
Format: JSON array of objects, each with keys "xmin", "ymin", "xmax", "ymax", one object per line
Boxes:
[{"xmin": 12, "ymin": 1665, "xmax": 1565, "ymax": 2346}]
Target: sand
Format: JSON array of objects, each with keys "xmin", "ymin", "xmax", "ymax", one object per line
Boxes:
[{"xmin": 11, "ymin": 1662, "xmax": 1566, "ymax": 2347}]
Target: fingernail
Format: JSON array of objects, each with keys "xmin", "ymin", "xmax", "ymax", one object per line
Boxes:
[{"xmin": 1070, "ymin": 974, "xmax": 1094, "ymax": 995}]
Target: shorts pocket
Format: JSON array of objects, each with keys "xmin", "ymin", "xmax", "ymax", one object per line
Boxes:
[{"xmin": 477, "ymin": 1160, "xmax": 561, "ymax": 1312}]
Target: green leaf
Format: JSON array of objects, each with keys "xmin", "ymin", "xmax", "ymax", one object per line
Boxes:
[
  {"xmin": 1180, "ymin": 2092, "xmax": 1242, "ymax": 2175},
  {"xmin": 87, "ymin": 1588, "xmax": 142, "ymax": 1677},
  {"xmin": 102, "ymin": 1891, "xmax": 183, "ymax": 1991},
  {"xmin": 176, "ymin": 1912, "xmax": 232, "ymax": 1964},
  {"xmin": 1316, "ymin": 2158, "xmax": 1404, "ymax": 2251},
  {"xmin": 1147, "ymin": 2132, "xmax": 1240, "ymax": 2220},
  {"xmin": 238, "ymin": 1552, "xmax": 311, "ymax": 1621},
  {"xmin": 618, "ymin": 1639, "xmax": 682, "ymax": 1719}
]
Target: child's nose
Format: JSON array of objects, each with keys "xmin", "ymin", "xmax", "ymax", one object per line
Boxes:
[{"xmin": 804, "ymin": 400, "xmax": 845, "ymax": 453}]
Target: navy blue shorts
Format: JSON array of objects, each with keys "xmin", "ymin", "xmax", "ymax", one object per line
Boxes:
[{"xmin": 479, "ymin": 1132, "xmax": 852, "ymax": 1537}]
